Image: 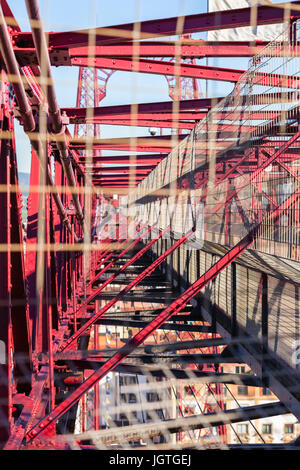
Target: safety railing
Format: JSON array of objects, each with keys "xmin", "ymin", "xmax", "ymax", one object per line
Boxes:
[{"xmin": 129, "ymin": 20, "xmax": 300, "ymax": 261}]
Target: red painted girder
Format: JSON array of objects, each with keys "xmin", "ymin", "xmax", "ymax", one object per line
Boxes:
[
  {"xmin": 68, "ymin": 134, "xmax": 187, "ymax": 152},
  {"xmin": 90, "ymin": 222, "xmax": 148, "ymax": 282},
  {"xmin": 92, "ymin": 172, "xmax": 151, "ymax": 177},
  {"xmin": 92, "ymin": 182, "xmax": 138, "ymax": 186},
  {"xmin": 89, "ymin": 166, "xmax": 154, "ymax": 172},
  {"xmin": 93, "ymin": 182, "xmax": 137, "ymax": 186},
  {"xmin": 96, "ymin": 183, "xmax": 138, "ymax": 186},
  {"xmin": 85, "ymin": 224, "xmax": 153, "ymax": 292},
  {"xmin": 70, "ymin": 56, "xmax": 300, "ymax": 88},
  {"xmin": 89, "ymin": 168, "xmax": 154, "ymax": 173},
  {"xmin": 262, "ymin": 148, "xmax": 300, "ymax": 184},
  {"xmin": 72, "ymin": 42, "xmax": 300, "ymax": 58},
  {"xmin": 87, "ymin": 165, "xmax": 154, "ymax": 176},
  {"xmin": 76, "ymin": 144, "xmax": 174, "ymax": 152},
  {"xmin": 72, "ymin": 56, "xmax": 248, "ymax": 81},
  {"xmin": 62, "ymin": 92, "xmax": 298, "ymax": 121},
  {"xmin": 93, "ymin": 119, "xmax": 253, "ymax": 132},
  {"xmin": 92, "ymin": 173, "xmax": 148, "ymax": 182},
  {"xmin": 69, "ymin": 110, "xmax": 288, "ymax": 123},
  {"xmin": 94, "ymin": 180, "xmax": 139, "ymax": 184},
  {"xmin": 70, "ymin": 226, "xmax": 170, "ymax": 327},
  {"xmin": 91, "ymin": 166, "xmax": 153, "ymax": 172},
  {"xmin": 76, "ymin": 118, "xmax": 252, "ymax": 133},
  {"xmin": 93, "ymin": 227, "xmax": 145, "ymax": 272},
  {"xmin": 92, "ymin": 176, "xmax": 145, "ymax": 181},
  {"xmin": 92, "ymin": 182, "xmax": 143, "ymax": 186},
  {"xmin": 68, "ymin": 41, "xmax": 271, "ymax": 59},
  {"xmin": 87, "ymin": 118, "xmax": 195, "ymax": 130},
  {"xmin": 13, "ymin": 41, "xmax": 273, "ymax": 66},
  {"xmin": 92, "ymin": 175, "xmax": 150, "ymax": 180},
  {"xmin": 15, "ymin": 40, "xmax": 288, "ymax": 67},
  {"xmin": 94, "ymin": 184, "xmax": 137, "ymax": 188},
  {"xmin": 0, "ymin": 0, "xmax": 20, "ymax": 31},
  {"xmin": 59, "ymin": 226, "xmax": 188, "ymax": 351},
  {"xmin": 212, "ymin": 128, "xmax": 300, "ymax": 213},
  {"xmin": 61, "ymin": 96, "xmax": 219, "ymax": 121},
  {"xmin": 262, "ymin": 139, "xmax": 300, "ymax": 147},
  {"xmin": 14, "ymin": 3, "xmax": 300, "ymax": 48},
  {"xmin": 26, "ymin": 181, "xmax": 300, "ymax": 439},
  {"xmin": 92, "ymin": 172, "xmax": 148, "ymax": 178},
  {"xmin": 86, "ymin": 112, "xmax": 205, "ymax": 121},
  {"xmin": 70, "ymin": 141, "xmax": 227, "ymax": 153}
]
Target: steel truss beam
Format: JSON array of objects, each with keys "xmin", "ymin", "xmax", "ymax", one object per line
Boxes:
[
  {"xmin": 4, "ymin": 0, "xmax": 300, "ymax": 449},
  {"xmin": 83, "ymin": 155, "xmax": 167, "ymax": 164},
  {"xmin": 58, "ymin": 362, "xmax": 260, "ymax": 386},
  {"xmin": 76, "ymin": 318, "xmax": 212, "ymax": 333},
  {"xmin": 69, "ymin": 134, "xmax": 186, "ymax": 150},
  {"xmin": 26, "ymin": 182, "xmax": 300, "ymax": 439},
  {"xmin": 112, "ymin": 402, "xmax": 288, "ymax": 436},
  {"xmin": 212, "ymin": 128, "xmax": 300, "ymax": 214},
  {"xmin": 85, "ymin": 223, "xmax": 151, "ymax": 292},
  {"xmin": 30, "ymin": 402, "xmax": 288, "ymax": 448},
  {"xmin": 92, "ymin": 175, "xmax": 146, "ymax": 180},
  {"xmin": 58, "ymin": 228, "xmax": 192, "ymax": 352},
  {"xmin": 56, "ymin": 352, "xmax": 240, "ymax": 365},
  {"xmin": 62, "ymin": 96, "xmax": 218, "ymax": 122},
  {"xmin": 15, "ymin": 41, "xmax": 280, "ymax": 66},
  {"xmin": 55, "ymin": 337, "xmax": 229, "ymax": 357},
  {"xmin": 92, "ymin": 221, "xmax": 147, "ymax": 270},
  {"xmin": 91, "ymin": 166, "xmax": 154, "ymax": 172},
  {"xmin": 70, "ymin": 56, "xmax": 300, "ymax": 89},
  {"xmin": 83, "ymin": 118, "xmax": 195, "ymax": 130},
  {"xmin": 79, "ymin": 225, "xmax": 167, "ymax": 310},
  {"xmin": 67, "ymin": 40, "xmax": 272, "ymax": 59}
]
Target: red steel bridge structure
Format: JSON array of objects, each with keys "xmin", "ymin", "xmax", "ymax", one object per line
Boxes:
[{"xmin": 0, "ymin": 0, "xmax": 300, "ymax": 450}]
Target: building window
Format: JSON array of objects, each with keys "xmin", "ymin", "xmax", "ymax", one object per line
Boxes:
[
  {"xmin": 120, "ymin": 393, "xmax": 126, "ymax": 403},
  {"xmin": 262, "ymin": 387, "xmax": 272, "ymax": 395},
  {"xmin": 147, "ymin": 392, "xmax": 160, "ymax": 402},
  {"xmin": 120, "ymin": 393, "xmax": 137, "ymax": 403},
  {"xmin": 262, "ymin": 424, "xmax": 272, "ymax": 434},
  {"xmin": 128, "ymin": 376, "xmax": 137, "ymax": 385},
  {"xmin": 235, "ymin": 366, "xmax": 246, "ymax": 374},
  {"xmin": 284, "ymin": 424, "xmax": 294, "ymax": 434},
  {"xmin": 237, "ymin": 424, "xmax": 249, "ymax": 434},
  {"xmin": 237, "ymin": 386, "xmax": 248, "ymax": 395},
  {"xmin": 128, "ymin": 393, "xmax": 137, "ymax": 403}
]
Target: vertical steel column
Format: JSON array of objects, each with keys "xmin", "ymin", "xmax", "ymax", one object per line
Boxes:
[
  {"xmin": 25, "ymin": 149, "xmax": 41, "ymax": 351},
  {"xmin": 9, "ymin": 100, "xmax": 32, "ymax": 395}
]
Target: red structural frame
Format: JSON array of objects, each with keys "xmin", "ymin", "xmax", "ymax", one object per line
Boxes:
[{"xmin": 0, "ymin": 0, "xmax": 300, "ymax": 449}]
